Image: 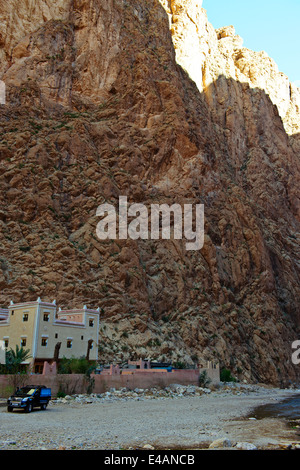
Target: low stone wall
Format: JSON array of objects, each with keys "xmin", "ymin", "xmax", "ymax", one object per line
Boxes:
[{"xmin": 0, "ymin": 367, "xmax": 219, "ymax": 397}]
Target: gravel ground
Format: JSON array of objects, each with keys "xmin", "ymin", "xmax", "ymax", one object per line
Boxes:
[{"xmin": 0, "ymin": 386, "xmax": 299, "ymax": 450}]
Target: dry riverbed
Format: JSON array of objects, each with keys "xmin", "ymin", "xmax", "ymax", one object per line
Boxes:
[{"xmin": 0, "ymin": 383, "xmax": 299, "ymax": 450}]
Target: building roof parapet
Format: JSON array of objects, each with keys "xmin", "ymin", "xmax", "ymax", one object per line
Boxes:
[
  {"xmin": 4, "ymin": 300, "xmax": 100, "ymax": 313},
  {"xmin": 8, "ymin": 300, "xmax": 56, "ymax": 309},
  {"xmin": 0, "ymin": 308, "xmax": 9, "ymax": 314},
  {"xmin": 53, "ymin": 320, "xmax": 86, "ymax": 327},
  {"xmin": 59, "ymin": 309, "xmax": 100, "ymax": 315}
]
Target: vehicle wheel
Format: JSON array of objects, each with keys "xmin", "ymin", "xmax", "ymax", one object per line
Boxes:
[
  {"xmin": 7, "ymin": 406, "xmax": 13, "ymax": 412},
  {"xmin": 26, "ymin": 402, "xmax": 32, "ymax": 413},
  {"xmin": 41, "ymin": 404, "xmax": 47, "ymax": 410}
]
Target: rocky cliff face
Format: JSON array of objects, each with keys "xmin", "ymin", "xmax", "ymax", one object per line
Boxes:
[{"xmin": 0, "ymin": 0, "xmax": 299, "ymax": 385}]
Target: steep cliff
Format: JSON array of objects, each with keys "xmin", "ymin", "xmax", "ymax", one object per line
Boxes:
[{"xmin": 0, "ymin": 0, "xmax": 299, "ymax": 385}]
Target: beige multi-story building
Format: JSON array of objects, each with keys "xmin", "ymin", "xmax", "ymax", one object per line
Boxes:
[
  {"xmin": 0, "ymin": 307, "xmax": 9, "ymax": 365},
  {"xmin": 0, "ymin": 298, "xmax": 100, "ymax": 373}
]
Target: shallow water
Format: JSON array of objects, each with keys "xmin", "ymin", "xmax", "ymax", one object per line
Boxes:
[{"xmin": 250, "ymin": 394, "xmax": 300, "ymax": 421}]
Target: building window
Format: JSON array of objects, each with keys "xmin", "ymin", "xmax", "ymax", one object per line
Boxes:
[
  {"xmin": 11, "ymin": 310, "xmax": 14, "ymax": 316},
  {"xmin": 81, "ymin": 335, "xmax": 84, "ymax": 340},
  {"xmin": 67, "ymin": 339, "xmax": 72, "ymax": 349},
  {"xmin": 35, "ymin": 364, "xmax": 43, "ymax": 374},
  {"xmin": 21, "ymin": 338, "xmax": 27, "ymax": 347},
  {"xmin": 55, "ymin": 333, "xmax": 58, "ymax": 339},
  {"xmin": 89, "ymin": 319, "xmax": 94, "ymax": 327},
  {"xmin": 43, "ymin": 313, "xmax": 50, "ymax": 322},
  {"xmin": 23, "ymin": 313, "xmax": 29, "ymax": 322},
  {"xmin": 4, "ymin": 339, "xmax": 9, "ymax": 348},
  {"xmin": 41, "ymin": 338, "xmax": 48, "ymax": 347}
]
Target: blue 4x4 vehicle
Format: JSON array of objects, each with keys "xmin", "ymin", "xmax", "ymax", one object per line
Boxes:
[{"xmin": 7, "ymin": 385, "xmax": 51, "ymax": 413}]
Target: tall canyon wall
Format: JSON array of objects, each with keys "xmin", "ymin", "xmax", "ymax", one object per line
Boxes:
[{"xmin": 0, "ymin": 0, "xmax": 299, "ymax": 385}]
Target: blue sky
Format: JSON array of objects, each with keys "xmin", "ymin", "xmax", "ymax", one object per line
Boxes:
[{"xmin": 203, "ymin": 0, "xmax": 300, "ymax": 86}]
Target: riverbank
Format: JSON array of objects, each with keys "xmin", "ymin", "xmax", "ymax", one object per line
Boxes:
[{"xmin": 0, "ymin": 383, "xmax": 299, "ymax": 450}]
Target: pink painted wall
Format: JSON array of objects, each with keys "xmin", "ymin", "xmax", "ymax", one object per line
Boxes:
[
  {"xmin": 0, "ymin": 367, "xmax": 219, "ymax": 398},
  {"xmin": 95, "ymin": 370, "xmax": 200, "ymax": 393}
]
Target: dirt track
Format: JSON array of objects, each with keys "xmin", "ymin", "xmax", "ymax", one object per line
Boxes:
[{"xmin": 0, "ymin": 389, "xmax": 299, "ymax": 450}]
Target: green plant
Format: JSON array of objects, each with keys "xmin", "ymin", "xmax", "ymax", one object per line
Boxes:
[
  {"xmin": 220, "ymin": 368, "xmax": 237, "ymax": 382},
  {"xmin": 161, "ymin": 315, "xmax": 170, "ymax": 323},
  {"xmin": 7, "ymin": 371, "xmax": 31, "ymax": 393},
  {"xmin": 5, "ymin": 345, "xmax": 31, "ymax": 374},
  {"xmin": 4, "ymin": 346, "xmax": 32, "ymax": 390},
  {"xmin": 198, "ymin": 370, "xmax": 211, "ymax": 388},
  {"xmin": 19, "ymin": 246, "xmax": 31, "ymax": 252},
  {"xmin": 173, "ymin": 361, "xmax": 187, "ymax": 369},
  {"xmin": 84, "ymin": 366, "xmax": 96, "ymax": 394},
  {"xmin": 56, "ymin": 386, "xmax": 66, "ymax": 398},
  {"xmin": 0, "ymin": 384, "xmax": 14, "ymax": 398},
  {"xmin": 58, "ymin": 356, "xmax": 96, "ymax": 375}
]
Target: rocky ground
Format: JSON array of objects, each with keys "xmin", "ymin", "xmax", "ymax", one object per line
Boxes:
[{"xmin": 0, "ymin": 383, "xmax": 299, "ymax": 450}]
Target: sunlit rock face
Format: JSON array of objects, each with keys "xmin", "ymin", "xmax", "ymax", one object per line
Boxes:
[
  {"xmin": 0, "ymin": 0, "xmax": 299, "ymax": 385},
  {"xmin": 0, "ymin": 0, "xmax": 72, "ymax": 75},
  {"xmin": 159, "ymin": 0, "xmax": 300, "ymax": 135}
]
